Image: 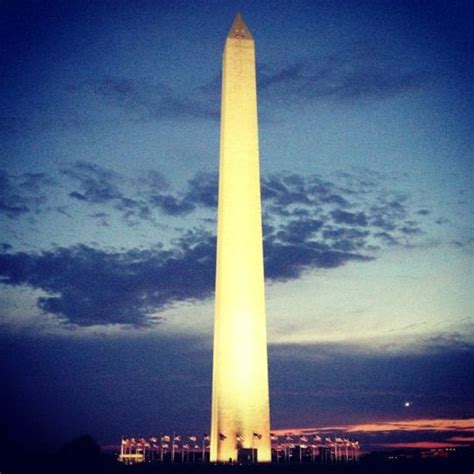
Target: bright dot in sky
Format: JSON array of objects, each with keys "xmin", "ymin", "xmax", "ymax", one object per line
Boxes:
[{"xmin": 404, "ymin": 401, "xmax": 411, "ymax": 407}]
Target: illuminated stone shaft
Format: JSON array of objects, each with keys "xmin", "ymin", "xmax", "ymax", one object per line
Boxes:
[{"xmin": 210, "ymin": 14, "xmax": 271, "ymax": 463}]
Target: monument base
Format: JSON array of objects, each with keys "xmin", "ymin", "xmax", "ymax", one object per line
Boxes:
[{"xmin": 237, "ymin": 448, "xmax": 258, "ymax": 464}]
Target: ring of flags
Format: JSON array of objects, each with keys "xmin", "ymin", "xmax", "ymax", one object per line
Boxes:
[{"xmin": 119, "ymin": 432, "xmax": 360, "ymax": 464}]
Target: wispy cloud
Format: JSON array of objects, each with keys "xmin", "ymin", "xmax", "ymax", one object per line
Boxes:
[
  {"xmin": 62, "ymin": 161, "xmax": 123, "ymax": 204},
  {"xmin": 75, "ymin": 77, "xmax": 220, "ymax": 122},
  {"xmin": 62, "ymin": 161, "xmax": 153, "ymax": 225},
  {"xmin": 11, "ymin": 161, "xmax": 434, "ymax": 253},
  {"xmin": 0, "ymin": 170, "xmax": 55, "ymax": 218},
  {"xmin": 259, "ymin": 48, "xmax": 429, "ymax": 105}
]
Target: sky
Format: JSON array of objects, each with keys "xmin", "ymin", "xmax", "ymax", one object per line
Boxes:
[{"xmin": 1, "ymin": 0, "xmax": 473, "ymax": 452}]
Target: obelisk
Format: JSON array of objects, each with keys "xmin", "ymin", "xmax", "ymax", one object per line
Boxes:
[{"xmin": 210, "ymin": 14, "xmax": 271, "ymax": 463}]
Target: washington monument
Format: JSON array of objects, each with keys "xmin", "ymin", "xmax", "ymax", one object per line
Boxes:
[{"xmin": 210, "ymin": 14, "xmax": 271, "ymax": 463}]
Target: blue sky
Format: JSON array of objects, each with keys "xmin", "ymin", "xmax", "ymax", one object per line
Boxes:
[{"xmin": 1, "ymin": 0, "xmax": 473, "ymax": 450}]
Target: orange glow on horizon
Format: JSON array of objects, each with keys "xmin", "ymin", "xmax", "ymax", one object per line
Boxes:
[
  {"xmin": 449, "ymin": 436, "xmax": 474, "ymax": 442},
  {"xmin": 345, "ymin": 418, "xmax": 474, "ymax": 433},
  {"xmin": 379, "ymin": 441, "xmax": 469, "ymax": 449},
  {"xmin": 271, "ymin": 418, "xmax": 474, "ymax": 435}
]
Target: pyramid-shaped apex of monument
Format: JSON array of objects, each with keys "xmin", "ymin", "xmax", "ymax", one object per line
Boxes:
[{"xmin": 227, "ymin": 13, "xmax": 253, "ymax": 40}]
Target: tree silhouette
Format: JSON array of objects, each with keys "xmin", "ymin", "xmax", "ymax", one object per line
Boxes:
[{"xmin": 59, "ymin": 434, "xmax": 101, "ymax": 467}]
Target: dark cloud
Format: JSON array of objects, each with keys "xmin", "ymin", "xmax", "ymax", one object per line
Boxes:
[
  {"xmin": 148, "ymin": 193, "xmax": 194, "ymax": 216},
  {"xmin": 89, "ymin": 212, "xmax": 110, "ymax": 227},
  {"xmin": 269, "ymin": 340, "xmax": 474, "ymax": 432},
  {"xmin": 400, "ymin": 227, "xmax": 423, "ymax": 236},
  {"xmin": 331, "ymin": 209, "xmax": 369, "ymax": 226},
  {"xmin": 0, "ymin": 218, "xmax": 374, "ymax": 326},
  {"xmin": 1, "ymin": 166, "xmax": 432, "ymax": 327},
  {"xmin": 145, "ymin": 170, "xmax": 170, "ymax": 192},
  {"xmin": 417, "ymin": 209, "xmax": 431, "ymax": 216},
  {"xmin": 114, "ymin": 197, "xmax": 153, "ymax": 226},
  {"xmin": 62, "ymin": 161, "xmax": 153, "ymax": 225},
  {"xmin": 185, "ymin": 172, "xmax": 218, "ymax": 208},
  {"xmin": 371, "ymin": 216, "xmax": 397, "ymax": 231},
  {"xmin": 261, "ymin": 173, "xmax": 353, "ymax": 220},
  {"xmin": 6, "ymin": 162, "xmax": 430, "ymax": 254},
  {"xmin": 62, "ymin": 164, "xmax": 217, "ymax": 220},
  {"xmin": 259, "ymin": 48, "xmax": 429, "ymax": 105},
  {"xmin": 374, "ymin": 231, "xmax": 398, "ymax": 246},
  {"xmin": 274, "ymin": 218, "xmax": 324, "ymax": 244},
  {"xmin": 264, "ymin": 241, "xmax": 371, "ymax": 281},
  {"xmin": 370, "ymin": 198, "xmax": 408, "ymax": 231},
  {"xmin": 259, "ymin": 64, "xmax": 304, "ymax": 89},
  {"xmin": 322, "ymin": 227, "xmax": 370, "ymax": 252},
  {"xmin": 145, "ymin": 172, "xmax": 217, "ymax": 217},
  {"xmin": 259, "ymin": 172, "xmax": 432, "ymax": 256},
  {"xmin": 81, "ymin": 77, "xmax": 219, "ymax": 122},
  {"xmin": 2, "ymin": 333, "xmax": 472, "ymax": 448},
  {"xmin": 262, "ymin": 174, "xmax": 312, "ymax": 206},
  {"xmin": 62, "ymin": 161, "xmax": 123, "ymax": 204},
  {"xmin": 322, "ymin": 227, "xmax": 370, "ymax": 240},
  {"xmin": 0, "ymin": 230, "xmax": 216, "ymax": 327},
  {"xmin": 0, "ymin": 170, "xmax": 55, "ymax": 218}
]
